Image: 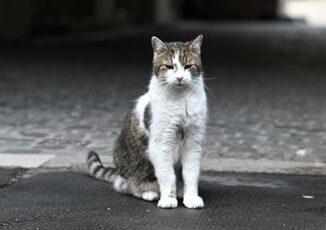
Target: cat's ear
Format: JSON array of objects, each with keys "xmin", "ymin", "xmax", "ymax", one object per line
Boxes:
[
  {"xmin": 189, "ymin": 35, "xmax": 203, "ymax": 55},
  {"xmin": 151, "ymin": 36, "xmax": 167, "ymax": 55}
]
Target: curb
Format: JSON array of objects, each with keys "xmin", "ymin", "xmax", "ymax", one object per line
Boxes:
[{"xmin": 43, "ymin": 154, "xmax": 326, "ymax": 175}]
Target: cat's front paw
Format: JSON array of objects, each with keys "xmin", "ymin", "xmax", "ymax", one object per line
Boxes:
[
  {"xmin": 183, "ymin": 195, "xmax": 204, "ymax": 209},
  {"xmin": 157, "ymin": 196, "xmax": 178, "ymax": 209}
]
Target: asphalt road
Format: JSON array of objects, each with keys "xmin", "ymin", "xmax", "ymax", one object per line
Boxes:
[{"xmin": 0, "ymin": 170, "xmax": 325, "ymax": 230}]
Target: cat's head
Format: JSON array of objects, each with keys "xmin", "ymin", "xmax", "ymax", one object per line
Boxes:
[{"xmin": 151, "ymin": 35, "xmax": 203, "ymax": 88}]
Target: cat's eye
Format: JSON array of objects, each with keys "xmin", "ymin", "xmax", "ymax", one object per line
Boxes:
[
  {"xmin": 185, "ymin": 64, "xmax": 194, "ymax": 69},
  {"xmin": 164, "ymin": 65, "xmax": 174, "ymax": 69}
]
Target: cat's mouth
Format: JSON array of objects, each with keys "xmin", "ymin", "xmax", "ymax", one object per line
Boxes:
[
  {"xmin": 175, "ymin": 82, "xmax": 187, "ymax": 87},
  {"xmin": 174, "ymin": 80, "xmax": 190, "ymax": 87}
]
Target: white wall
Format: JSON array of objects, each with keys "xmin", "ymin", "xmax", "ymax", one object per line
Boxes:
[{"xmin": 280, "ymin": 0, "xmax": 326, "ymax": 26}]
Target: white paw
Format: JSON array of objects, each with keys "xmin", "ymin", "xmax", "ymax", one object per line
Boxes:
[
  {"xmin": 183, "ymin": 195, "xmax": 204, "ymax": 209},
  {"xmin": 142, "ymin": 191, "xmax": 159, "ymax": 201},
  {"xmin": 157, "ymin": 196, "xmax": 178, "ymax": 209}
]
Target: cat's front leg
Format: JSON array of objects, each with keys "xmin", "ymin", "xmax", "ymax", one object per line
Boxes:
[
  {"xmin": 149, "ymin": 138, "xmax": 178, "ymax": 209},
  {"xmin": 181, "ymin": 129, "xmax": 205, "ymax": 209}
]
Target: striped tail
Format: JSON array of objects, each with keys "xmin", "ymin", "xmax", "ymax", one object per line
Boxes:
[{"xmin": 87, "ymin": 151, "xmax": 117, "ymax": 183}]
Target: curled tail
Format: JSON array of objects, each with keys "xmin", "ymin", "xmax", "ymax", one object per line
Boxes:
[{"xmin": 87, "ymin": 151, "xmax": 117, "ymax": 183}]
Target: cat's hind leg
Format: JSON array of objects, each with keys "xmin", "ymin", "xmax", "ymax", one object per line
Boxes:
[
  {"xmin": 129, "ymin": 179, "xmax": 160, "ymax": 201},
  {"xmin": 113, "ymin": 176, "xmax": 159, "ymax": 201},
  {"xmin": 141, "ymin": 190, "xmax": 159, "ymax": 201}
]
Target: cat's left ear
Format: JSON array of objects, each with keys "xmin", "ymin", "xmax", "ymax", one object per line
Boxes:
[
  {"xmin": 151, "ymin": 36, "xmax": 167, "ymax": 55},
  {"xmin": 189, "ymin": 35, "xmax": 203, "ymax": 55}
]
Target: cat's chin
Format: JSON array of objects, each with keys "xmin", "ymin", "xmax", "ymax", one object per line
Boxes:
[
  {"xmin": 161, "ymin": 83, "xmax": 189, "ymax": 89},
  {"xmin": 173, "ymin": 83, "xmax": 190, "ymax": 88}
]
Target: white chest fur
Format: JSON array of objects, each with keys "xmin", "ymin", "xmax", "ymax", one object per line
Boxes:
[
  {"xmin": 133, "ymin": 73, "xmax": 207, "ymax": 209},
  {"xmin": 135, "ymin": 75, "xmax": 207, "ymax": 145}
]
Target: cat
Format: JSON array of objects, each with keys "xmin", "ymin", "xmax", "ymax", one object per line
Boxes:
[{"xmin": 87, "ymin": 35, "xmax": 207, "ymax": 209}]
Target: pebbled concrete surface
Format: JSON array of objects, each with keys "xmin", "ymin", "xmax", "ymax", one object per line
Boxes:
[
  {"xmin": 0, "ymin": 170, "xmax": 325, "ymax": 230},
  {"xmin": 0, "ymin": 22, "xmax": 326, "ymax": 170}
]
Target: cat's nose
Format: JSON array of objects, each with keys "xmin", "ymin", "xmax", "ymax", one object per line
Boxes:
[{"xmin": 176, "ymin": 77, "xmax": 183, "ymax": 82}]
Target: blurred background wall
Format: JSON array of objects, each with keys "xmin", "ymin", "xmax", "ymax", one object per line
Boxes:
[{"xmin": 1, "ymin": 0, "xmax": 324, "ymax": 39}]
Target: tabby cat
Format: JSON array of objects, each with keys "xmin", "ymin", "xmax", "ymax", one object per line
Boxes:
[{"xmin": 87, "ymin": 35, "xmax": 207, "ymax": 209}]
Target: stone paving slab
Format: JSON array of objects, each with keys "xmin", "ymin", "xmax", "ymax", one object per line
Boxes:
[
  {"xmin": 0, "ymin": 154, "xmax": 55, "ymax": 168},
  {"xmin": 42, "ymin": 154, "xmax": 326, "ymax": 175}
]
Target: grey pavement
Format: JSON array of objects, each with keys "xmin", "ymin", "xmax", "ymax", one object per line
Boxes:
[
  {"xmin": 0, "ymin": 22, "xmax": 326, "ymax": 171},
  {"xmin": 0, "ymin": 170, "xmax": 325, "ymax": 230}
]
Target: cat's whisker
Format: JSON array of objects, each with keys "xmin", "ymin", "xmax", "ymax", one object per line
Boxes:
[
  {"xmin": 204, "ymin": 76, "xmax": 219, "ymax": 81},
  {"xmin": 158, "ymin": 79, "xmax": 169, "ymax": 88},
  {"xmin": 204, "ymin": 78, "xmax": 218, "ymax": 81},
  {"xmin": 204, "ymin": 84, "xmax": 214, "ymax": 99}
]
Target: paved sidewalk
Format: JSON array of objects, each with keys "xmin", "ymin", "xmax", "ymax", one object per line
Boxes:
[
  {"xmin": 0, "ymin": 170, "xmax": 325, "ymax": 230},
  {"xmin": 1, "ymin": 22, "xmax": 326, "ymax": 172}
]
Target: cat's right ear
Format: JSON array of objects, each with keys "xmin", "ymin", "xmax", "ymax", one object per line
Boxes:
[{"xmin": 151, "ymin": 36, "xmax": 167, "ymax": 56}]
